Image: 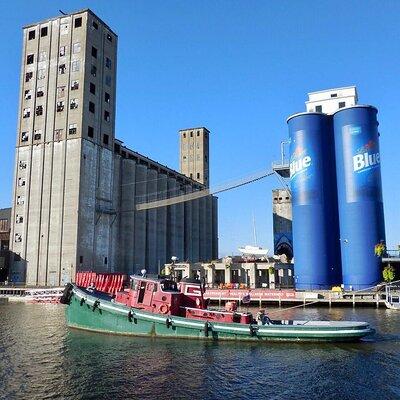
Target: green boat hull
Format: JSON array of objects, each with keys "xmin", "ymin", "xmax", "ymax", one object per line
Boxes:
[{"xmin": 65, "ymin": 286, "xmax": 374, "ymax": 342}]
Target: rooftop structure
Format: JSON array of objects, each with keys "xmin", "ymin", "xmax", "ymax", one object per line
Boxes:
[
  {"xmin": 306, "ymin": 86, "xmax": 358, "ymax": 114},
  {"xmin": 179, "ymin": 127, "xmax": 210, "ymax": 187}
]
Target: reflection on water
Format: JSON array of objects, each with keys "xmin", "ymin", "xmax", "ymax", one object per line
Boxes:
[{"xmin": 1, "ymin": 303, "xmax": 400, "ymax": 400}]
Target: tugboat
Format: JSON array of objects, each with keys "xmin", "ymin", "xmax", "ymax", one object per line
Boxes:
[{"xmin": 61, "ymin": 272, "xmax": 374, "ymax": 342}]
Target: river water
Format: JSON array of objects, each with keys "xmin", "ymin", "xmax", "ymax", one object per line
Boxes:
[{"xmin": 1, "ymin": 302, "xmax": 400, "ymax": 400}]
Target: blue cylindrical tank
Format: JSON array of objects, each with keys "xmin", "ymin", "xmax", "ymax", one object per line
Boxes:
[
  {"xmin": 333, "ymin": 106, "xmax": 385, "ymax": 289},
  {"xmin": 288, "ymin": 112, "xmax": 342, "ymax": 290}
]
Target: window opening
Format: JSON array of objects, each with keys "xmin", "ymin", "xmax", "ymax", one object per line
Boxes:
[
  {"xmin": 74, "ymin": 17, "xmax": 82, "ymax": 28},
  {"xmin": 69, "ymin": 124, "xmax": 77, "ymax": 135},
  {"xmin": 71, "ymin": 80, "xmax": 79, "ymax": 90},
  {"xmin": 56, "ymin": 101, "xmax": 65, "ymax": 112},
  {"xmin": 23, "ymin": 108, "xmax": 30, "ymax": 118},
  {"xmin": 35, "ymin": 105, "xmax": 43, "ymax": 116},
  {"xmin": 88, "ymin": 126, "xmax": 94, "ymax": 138},
  {"xmin": 70, "ymin": 99, "xmax": 78, "ymax": 109},
  {"xmin": 34, "ymin": 130, "xmax": 42, "ymax": 140}
]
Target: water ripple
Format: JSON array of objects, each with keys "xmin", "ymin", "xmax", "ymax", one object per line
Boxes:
[{"xmin": 1, "ymin": 303, "xmax": 400, "ymax": 399}]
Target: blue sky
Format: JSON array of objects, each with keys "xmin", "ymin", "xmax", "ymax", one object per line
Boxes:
[{"xmin": 1, "ymin": 0, "xmax": 399, "ymax": 255}]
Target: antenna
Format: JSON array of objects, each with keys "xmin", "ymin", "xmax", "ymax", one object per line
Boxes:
[
  {"xmin": 252, "ymin": 212, "xmax": 258, "ymax": 246},
  {"xmin": 59, "ymin": 10, "xmax": 67, "ymax": 15}
]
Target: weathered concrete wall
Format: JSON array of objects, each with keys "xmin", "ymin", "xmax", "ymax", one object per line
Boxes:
[
  {"xmin": 119, "ymin": 158, "xmax": 136, "ymax": 274},
  {"xmin": 191, "ymin": 198, "xmax": 200, "ymax": 262},
  {"xmin": 146, "ymin": 169, "xmax": 158, "ymax": 273},
  {"xmin": 134, "ymin": 164, "xmax": 147, "ymax": 271},
  {"xmin": 175, "ymin": 182, "xmax": 185, "ymax": 262},
  {"xmin": 156, "ymin": 173, "xmax": 168, "ymax": 271},
  {"xmin": 212, "ymin": 196, "xmax": 219, "ymax": 260},
  {"xmin": 184, "ymin": 185, "xmax": 193, "ymax": 262},
  {"xmin": 166, "ymin": 177, "xmax": 177, "ymax": 262}
]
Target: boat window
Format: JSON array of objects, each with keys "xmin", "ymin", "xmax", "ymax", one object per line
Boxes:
[
  {"xmin": 160, "ymin": 281, "xmax": 179, "ymax": 292},
  {"xmin": 137, "ymin": 282, "xmax": 146, "ymax": 303},
  {"xmin": 131, "ymin": 279, "xmax": 139, "ymax": 290}
]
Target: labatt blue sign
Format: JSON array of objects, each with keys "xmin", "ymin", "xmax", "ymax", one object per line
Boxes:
[
  {"xmin": 290, "ymin": 129, "xmax": 320, "ymax": 205},
  {"xmin": 342, "ymin": 125, "xmax": 382, "ymax": 203}
]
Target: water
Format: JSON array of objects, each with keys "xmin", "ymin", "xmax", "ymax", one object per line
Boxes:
[{"xmin": 1, "ymin": 303, "xmax": 400, "ymax": 400}]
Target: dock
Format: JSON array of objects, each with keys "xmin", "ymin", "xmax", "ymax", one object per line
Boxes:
[{"xmin": 205, "ymin": 288, "xmax": 391, "ymax": 308}]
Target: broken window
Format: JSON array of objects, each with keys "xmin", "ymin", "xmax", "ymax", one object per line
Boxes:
[
  {"xmin": 41, "ymin": 26, "xmax": 48, "ymax": 37},
  {"xmin": 60, "ymin": 23, "xmax": 69, "ymax": 35},
  {"xmin": 68, "ymin": 124, "xmax": 77, "ymax": 135},
  {"xmin": 59, "ymin": 46, "xmax": 66, "ymax": 57},
  {"xmin": 37, "ymin": 69, "xmax": 46, "ymax": 80},
  {"xmin": 105, "ymin": 57, "xmax": 112, "ymax": 69},
  {"xmin": 21, "ymin": 131, "xmax": 29, "ymax": 141},
  {"xmin": 105, "ymin": 75, "xmax": 111, "ymax": 86},
  {"xmin": 88, "ymin": 126, "xmax": 94, "ymax": 138},
  {"xmin": 70, "ymin": 99, "xmax": 78, "ymax": 109},
  {"xmin": 197, "ymin": 173, "xmax": 200, "ymax": 179},
  {"xmin": 28, "ymin": 30, "xmax": 35, "ymax": 40},
  {"xmin": 106, "ymin": 33, "xmax": 112, "ymax": 42},
  {"xmin": 91, "ymin": 65, "xmax": 97, "ymax": 77},
  {"xmin": 74, "ymin": 17, "xmax": 82, "ymax": 28},
  {"xmin": 57, "ymin": 86, "xmax": 65, "ymax": 97},
  {"xmin": 89, "ymin": 101, "xmax": 95, "ymax": 113},
  {"xmin": 16, "ymin": 196, "xmax": 25, "ymax": 205},
  {"xmin": 16, "ymin": 215, "xmax": 24, "ymax": 224},
  {"xmin": 71, "ymin": 80, "xmax": 79, "ymax": 90},
  {"xmin": 37, "ymin": 87, "xmax": 44, "ymax": 97},
  {"xmin": 73, "ymin": 42, "xmax": 81, "ymax": 54},
  {"xmin": 91, "ymin": 46, "xmax": 97, "ymax": 58},
  {"xmin": 35, "ymin": 105, "xmax": 43, "ymax": 116},
  {"xmin": 104, "ymin": 92, "xmax": 110, "ymax": 103},
  {"xmin": 18, "ymin": 178, "xmax": 26, "ymax": 187},
  {"xmin": 92, "ymin": 20, "xmax": 98, "ymax": 30},
  {"xmin": 19, "ymin": 161, "xmax": 27, "ymax": 170},
  {"xmin": 39, "ymin": 51, "xmax": 46, "ymax": 61},
  {"xmin": 103, "ymin": 134, "xmax": 109, "ymax": 145},
  {"xmin": 24, "ymin": 90, "xmax": 32, "ymax": 100},
  {"xmin": 34, "ymin": 130, "xmax": 42, "ymax": 140},
  {"xmin": 25, "ymin": 72, "xmax": 33, "ymax": 82},
  {"xmin": 59, "ymin": 64, "xmax": 66, "ymax": 74},
  {"xmin": 90, "ymin": 82, "xmax": 96, "ymax": 95},
  {"xmin": 23, "ymin": 108, "xmax": 30, "ymax": 118},
  {"xmin": 54, "ymin": 129, "xmax": 63, "ymax": 141},
  {"xmin": 26, "ymin": 54, "xmax": 34, "ymax": 64},
  {"xmin": 104, "ymin": 110, "xmax": 110, "ymax": 122},
  {"xmin": 71, "ymin": 60, "xmax": 80, "ymax": 72},
  {"xmin": 56, "ymin": 101, "xmax": 65, "ymax": 112},
  {"xmin": 14, "ymin": 233, "xmax": 22, "ymax": 243}
]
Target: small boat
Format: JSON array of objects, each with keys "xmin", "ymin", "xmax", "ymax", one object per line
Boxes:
[{"xmin": 61, "ymin": 273, "xmax": 374, "ymax": 342}]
